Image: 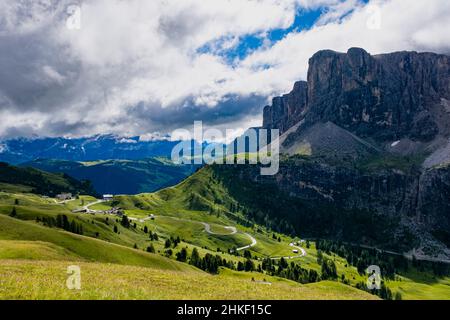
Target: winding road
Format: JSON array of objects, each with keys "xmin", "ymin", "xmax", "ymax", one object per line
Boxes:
[
  {"xmin": 270, "ymin": 243, "xmax": 306, "ymax": 260},
  {"xmin": 76, "ymin": 200, "xmax": 305, "ymax": 260},
  {"xmin": 136, "ymin": 216, "xmax": 302, "ymax": 257}
]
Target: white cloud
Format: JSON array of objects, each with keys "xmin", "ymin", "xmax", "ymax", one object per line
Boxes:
[{"xmin": 0, "ymin": 0, "xmax": 449, "ymax": 139}]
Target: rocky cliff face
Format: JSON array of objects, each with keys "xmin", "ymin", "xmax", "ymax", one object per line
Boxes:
[
  {"xmin": 257, "ymin": 48, "xmax": 450, "ymax": 258},
  {"xmin": 263, "ymin": 81, "xmax": 308, "ymax": 133},
  {"xmin": 264, "ymin": 48, "xmax": 450, "ymax": 143}
]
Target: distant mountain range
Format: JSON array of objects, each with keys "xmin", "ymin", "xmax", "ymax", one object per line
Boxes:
[
  {"xmin": 0, "ymin": 135, "xmax": 181, "ymax": 164},
  {"xmin": 21, "ymin": 158, "xmax": 197, "ymax": 195}
]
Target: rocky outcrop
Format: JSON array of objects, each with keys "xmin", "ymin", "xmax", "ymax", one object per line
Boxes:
[
  {"xmin": 263, "ymin": 81, "xmax": 308, "ymax": 133},
  {"xmin": 264, "ymin": 48, "xmax": 450, "ymax": 143}
]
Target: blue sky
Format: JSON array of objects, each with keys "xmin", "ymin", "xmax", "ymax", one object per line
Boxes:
[{"xmin": 199, "ymin": 7, "xmax": 326, "ymax": 63}]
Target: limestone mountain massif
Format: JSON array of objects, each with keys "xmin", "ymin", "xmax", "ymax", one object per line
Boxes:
[{"xmin": 251, "ymin": 48, "xmax": 450, "ymax": 259}]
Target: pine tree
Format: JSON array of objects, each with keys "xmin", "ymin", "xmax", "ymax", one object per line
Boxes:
[
  {"xmin": 190, "ymin": 248, "xmax": 201, "ymax": 268},
  {"xmin": 120, "ymin": 215, "xmax": 130, "ymax": 228},
  {"xmin": 244, "ymin": 259, "xmax": 255, "ymax": 272},
  {"xmin": 9, "ymin": 207, "xmax": 17, "ymax": 217},
  {"xmin": 176, "ymin": 248, "xmax": 188, "ymax": 262}
]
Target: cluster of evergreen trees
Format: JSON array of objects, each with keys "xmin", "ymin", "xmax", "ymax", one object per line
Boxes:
[
  {"xmin": 189, "ymin": 248, "xmax": 235, "ymax": 274},
  {"xmin": 120, "ymin": 215, "xmax": 131, "ymax": 228},
  {"xmin": 261, "ymin": 257, "xmax": 320, "ymax": 284},
  {"xmin": 165, "ymin": 236, "xmax": 181, "ymax": 248},
  {"xmin": 355, "ymin": 281, "xmax": 400, "ymax": 300},
  {"xmin": 37, "ymin": 214, "xmax": 83, "ymax": 235},
  {"xmin": 148, "ymin": 230, "xmax": 159, "ymax": 241},
  {"xmin": 316, "ymin": 239, "xmax": 450, "ymax": 278}
]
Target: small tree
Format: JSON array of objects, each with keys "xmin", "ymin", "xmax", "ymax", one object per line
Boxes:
[
  {"xmin": 165, "ymin": 238, "xmax": 172, "ymax": 249},
  {"xmin": 120, "ymin": 215, "xmax": 130, "ymax": 228},
  {"xmin": 113, "ymin": 225, "xmax": 118, "ymax": 233},
  {"xmin": 146, "ymin": 245, "xmax": 155, "ymax": 253},
  {"xmin": 244, "ymin": 259, "xmax": 255, "ymax": 272},
  {"xmin": 190, "ymin": 248, "xmax": 201, "ymax": 267},
  {"xmin": 9, "ymin": 207, "xmax": 17, "ymax": 217},
  {"xmin": 14, "ymin": 199, "xmax": 19, "ymax": 205},
  {"xmin": 176, "ymin": 248, "xmax": 188, "ymax": 262}
]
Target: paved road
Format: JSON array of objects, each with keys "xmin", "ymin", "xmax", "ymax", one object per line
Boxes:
[
  {"xmin": 270, "ymin": 243, "xmax": 307, "ymax": 260},
  {"xmin": 128, "ymin": 215, "xmax": 306, "ymax": 257},
  {"xmin": 129, "ymin": 215, "xmax": 256, "ymax": 251},
  {"xmin": 201, "ymin": 222, "xmax": 237, "ymax": 235},
  {"xmin": 236, "ymin": 233, "xmax": 257, "ymax": 251},
  {"xmin": 82, "ymin": 199, "xmax": 106, "ymax": 213},
  {"xmin": 80, "ymin": 204, "xmax": 304, "ymax": 260}
]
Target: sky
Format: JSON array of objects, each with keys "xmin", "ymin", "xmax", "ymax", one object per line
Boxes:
[{"xmin": 0, "ymin": 0, "xmax": 449, "ymax": 140}]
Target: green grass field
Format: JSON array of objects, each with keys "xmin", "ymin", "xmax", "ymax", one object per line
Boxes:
[
  {"xmin": 0, "ymin": 260, "xmax": 377, "ymax": 300},
  {"xmin": 0, "ymin": 215, "xmax": 195, "ymax": 272}
]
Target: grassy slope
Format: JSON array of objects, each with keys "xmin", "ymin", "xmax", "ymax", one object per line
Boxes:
[
  {"xmin": 0, "ymin": 260, "xmax": 377, "ymax": 300},
  {"xmin": 0, "ymin": 240, "xmax": 81, "ymax": 261},
  {"xmin": 0, "ymin": 162, "xmax": 96, "ymax": 197},
  {"xmin": 0, "ymin": 214, "xmax": 195, "ymax": 272},
  {"xmin": 0, "ymin": 189, "xmax": 378, "ymax": 300}
]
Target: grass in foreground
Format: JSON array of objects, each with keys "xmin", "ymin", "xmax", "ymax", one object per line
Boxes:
[
  {"xmin": 0, "ymin": 215, "xmax": 197, "ymax": 272},
  {"xmin": 0, "ymin": 260, "xmax": 378, "ymax": 300}
]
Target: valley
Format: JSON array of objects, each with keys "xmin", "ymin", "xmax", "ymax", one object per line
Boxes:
[{"xmin": 0, "ymin": 164, "xmax": 449, "ymax": 300}]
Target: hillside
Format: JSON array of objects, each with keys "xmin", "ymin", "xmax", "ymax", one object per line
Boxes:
[
  {"xmin": 111, "ymin": 167, "xmax": 450, "ymax": 300},
  {"xmin": 0, "ymin": 214, "xmax": 193, "ymax": 271},
  {"xmin": 0, "ymin": 260, "xmax": 377, "ymax": 300},
  {"xmin": 1, "ymin": 167, "xmax": 449, "ymax": 299},
  {"xmin": 21, "ymin": 158, "xmax": 196, "ymax": 195},
  {"xmin": 0, "ymin": 162, "xmax": 97, "ymax": 197},
  {"xmin": 0, "ymin": 186, "xmax": 381, "ymax": 300}
]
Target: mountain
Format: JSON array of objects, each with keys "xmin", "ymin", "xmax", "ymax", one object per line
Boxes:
[
  {"xmin": 233, "ymin": 48, "xmax": 450, "ymax": 258},
  {"xmin": 21, "ymin": 158, "xmax": 197, "ymax": 195},
  {"xmin": 0, "ymin": 162, "xmax": 97, "ymax": 197},
  {"xmin": 0, "ymin": 135, "xmax": 181, "ymax": 164},
  {"xmin": 264, "ymin": 48, "xmax": 450, "ymax": 145}
]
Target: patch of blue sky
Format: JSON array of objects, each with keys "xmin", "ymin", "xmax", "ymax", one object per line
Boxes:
[{"xmin": 197, "ymin": 7, "xmax": 325, "ymax": 64}]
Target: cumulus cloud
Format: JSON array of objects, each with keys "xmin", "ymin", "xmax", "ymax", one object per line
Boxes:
[{"xmin": 0, "ymin": 0, "xmax": 449, "ymax": 139}]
